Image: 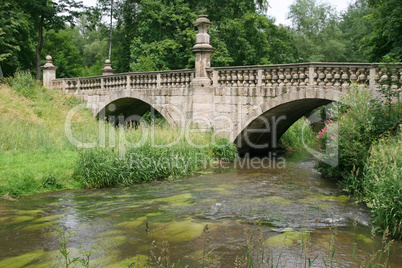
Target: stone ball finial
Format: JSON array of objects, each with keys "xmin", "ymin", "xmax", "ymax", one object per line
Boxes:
[
  {"xmin": 105, "ymin": 59, "xmax": 111, "ymax": 64},
  {"xmin": 193, "ymin": 14, "xmax": 212, "ymax": 27},
  {"xmin": 46, "ymin": 55, "xmax": 52, "ymax": 62}
]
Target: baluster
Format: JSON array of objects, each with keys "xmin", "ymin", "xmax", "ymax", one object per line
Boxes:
[
  {"xmin": 358, "ymin": 68, "xmax": 367, "ymax": 87},
  {"xmin": 249, "ymin": 70, "xmax": 256, "ymax": 87},
  {"xmin": 242, "ymin": 70, "xmax": 249, "ymax": 87},
  {"xmin": 292, "ymin": 69, "xmax": 299, "ymax": 86},
  {"xmin": 333, "ymin": 68, "xmax": 341, "ymax": 87},
  {"xmin": 298, "ymin": 68, "xmax": 306, "ymax": 86},
  {"xmin": 341, "ymin": 68, "xmax": 349, "ymax": 89},
  {"xmin": 264, "ymin": 70, "xmax": 272, "ymax": 87},
  {"xmin": 284, "ymin": 68, "xmax": 291, "ymax": 86},
  {"xmin": 349, "ymin": 68, "xmax": 357, "ymax": 84},
  {"xmin": 278, "ymin": 69, "xmax": 285, "ymax": 87},
  {"xmin": 317, "ymin": 67, "xmax": 325, "ymax": 86},
  {"xmin": 231, "ymin": 71, "xmax": 237, "ymax": 87},
  {"xmin": 272, "ymin": 69, "xmax": 278, "ymax": 87},
  {"xmin": 237, "ymin": 70, "xmax": 244, "ymax": 87},
  {"xmin": 325, "ymin": 68, "xmax": 333, "ymax": 86}
]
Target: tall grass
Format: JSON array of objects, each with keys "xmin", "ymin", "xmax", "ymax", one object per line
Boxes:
[{"xmin": 362, "ymin": 131, "xmax": 402, "ymax": 239}]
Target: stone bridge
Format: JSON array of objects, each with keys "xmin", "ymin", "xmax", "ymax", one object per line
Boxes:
[{"xmin": 43, "ymin": 15, "xmax": 401, "ymax": 155}]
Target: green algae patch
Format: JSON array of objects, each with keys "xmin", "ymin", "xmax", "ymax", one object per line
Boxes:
[
  {"xmin": 97, "ymin": 229, "xmax": 125, "ymax": 238},
  {"xmin": 248, "ymin": 196, "xmax": 291, "ymax": 205},
  {"xmin": 33, "ymin": 214, "xmax": 63, "ymax": 223},
  {"xmin": 264, "ymin": 196, "xmax": 291, "ymax": 204},
  {"xmin": 299, "ymin": 195, "xmax": 349, "ymax": 205},
  {"xmin": 16, "ymin": 209, "xmax": 43, "ymax": 216},
  {"xmin": 0, "ymin": 250, "xmax": 45, "ymax": 267},
  {"xmin": 356, "ymin": 234, "xmax": 373, "ymax": 244},
  {"xmin": 152, "ymin": 219, "xmax": 206, "ymax": 242},
  {"xmin": 96, "ymin": 235, "xmax": 128, "ymax": 250},
  {"xmin": 21, "ymin": 221, "xmax": 56, "ymax": 232},
  {"xmin": 264, "ymin": 232, "xmax": 308, "ymax": 248},
  {"xmin": 199, "ymin": 198, "xmax": 217, "ymax": 203},
  {"xmin": 116, "ymin": 216, "xmax": 147, "ymax": 230},
  {"xmin": 153, "ymin": 193, "xmax": 194, "ymax": 207},
  {"xmin": 216, "ymin": 184, "xmax": 237, "ymax": 189},
  {"xmin": 10, "ymin": 215, "xmax": 36, "ymax": 224}
]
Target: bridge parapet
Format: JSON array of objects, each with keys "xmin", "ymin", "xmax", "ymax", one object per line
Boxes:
[
  {"xmin": 208, "ymin": 63, "xmax": 402, "ymax": 92},
  {"xmin": 52, "ymin": 69, "xmax": 195, "ymax": 94}
]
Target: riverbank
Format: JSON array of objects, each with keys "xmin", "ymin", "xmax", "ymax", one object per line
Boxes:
[{"xmin": 0, "ymin": 73, "xmax": 238, "ymax": 197}]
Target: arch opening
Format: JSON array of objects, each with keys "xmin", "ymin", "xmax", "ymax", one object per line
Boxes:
[
  {"xmin": 96, "ymin": 98, "xmax": 166, "ymax": 127},
  {"xmin": 235, "ymin": 99, "xmax": 332, "ymax": 156}
]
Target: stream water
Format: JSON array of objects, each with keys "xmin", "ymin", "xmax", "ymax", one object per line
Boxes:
[{"xmin": 0, "ymin": 152, "xmax": 401, "ymax": 267}]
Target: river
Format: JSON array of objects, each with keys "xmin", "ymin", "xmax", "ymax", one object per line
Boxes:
[{"xmin": 0, "ymin": 152, "xmax": 401, "ymax": 267}]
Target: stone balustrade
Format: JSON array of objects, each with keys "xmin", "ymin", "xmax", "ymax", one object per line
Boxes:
[
  {"xmin": 52, "ymin": 69, "xmax": 195, "ymax": 93},
  {"xmin": 208, "ymin": 63, "xmax": 402, "ymax": 91},
  {"xmin": 51, "ymin": 63, "xmax": 401, "ymax": 94}
]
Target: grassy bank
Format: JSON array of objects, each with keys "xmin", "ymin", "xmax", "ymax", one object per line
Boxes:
[{"xmin": 0, "ymin": 72, "xmax": 238, "ymax": 198}]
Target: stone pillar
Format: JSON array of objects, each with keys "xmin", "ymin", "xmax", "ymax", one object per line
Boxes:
[
  {"xmin": 191, "ymin": 15, "xmax": 215, "ymax": 86},
  {"xmin": 41, "ymin": 55, "xmax": 58, "ymax": 88},
  {"xmin": 190, "ymin": 15, "xmax": 216, "ymax": 131},
  {"xmin": 100, "ymin": 59, "xmax": 115, "ymax": 75}
]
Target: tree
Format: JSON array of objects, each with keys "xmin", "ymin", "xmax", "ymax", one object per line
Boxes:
[
  {"xmin": 287, "ymin": 0, "xmax": 346, "ymax": 62},
  {"xmin": 339, "ymin": 0, "xmax": 371, "ymax": 62},
  {"xmin": 0, "ymin": 0, "xmax": 35, "ymax": 77},
  {"xmin": 42, "ymin": 28, "xmax": 84, "ymax": 78},
  {"xmin": 363, "ymin": 0, "xmax": 402, "ymax": 61},
  {"xmin": 18, "ymin": 0, "xmax": 83, "ymax": 80}
]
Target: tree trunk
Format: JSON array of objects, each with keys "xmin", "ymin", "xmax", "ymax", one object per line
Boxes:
[
  {"xmin": 35, "ymin": 13, "xmax": 44, "ymax": 80},
  {"xmin": 0, "ymin": 64, "xmax": 3, "ymax": 78}
]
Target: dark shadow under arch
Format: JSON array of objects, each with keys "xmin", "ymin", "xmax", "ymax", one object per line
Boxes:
[
  {"xmin": 235, "ymin": 99, "xmax": 332, "ymax": 156},
  {"xmin": 96, "ymin": 97, "xmax": 166, "ymax": 126}
]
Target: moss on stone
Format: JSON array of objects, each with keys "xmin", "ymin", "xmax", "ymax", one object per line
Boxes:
[
  {"xmin": 356, "ymin": 234, "xmax": 373, "ymax": 244},
  {"xmin": 152, "ymin": 219, "xmax": 206, "ymax": 242},
  {"xmin": 264, "ymin": 232, "xmax": 308, "ymax": 248}
]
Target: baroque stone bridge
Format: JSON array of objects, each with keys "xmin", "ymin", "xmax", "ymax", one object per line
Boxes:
[{"xmin": 43, "ymin": 15, "xmax": 401, "ymax": 155}]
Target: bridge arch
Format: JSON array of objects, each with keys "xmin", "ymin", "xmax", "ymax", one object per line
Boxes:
[
  {"xmin": 234, "ymin": 88, "xmax": 343, "ymax": 156},
  {"xmin": 90, "ymin": 93, "xmax": 185, "ymax": 128}
]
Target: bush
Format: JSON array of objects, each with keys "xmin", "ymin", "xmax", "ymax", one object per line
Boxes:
[
  {"xmin": 315, "ymin": 85, "xmax": 402, "ymax": 181},
  {"xmin": 211, "ymin": 138, "xmax": 238, "ymax": 161},
  {"xmin": 12, "ymin": 70, "xmax": 42, "ymax": 99},
  {"xmin": 362, "ymin": 131, "xmax": 402, "ymax": 239}
]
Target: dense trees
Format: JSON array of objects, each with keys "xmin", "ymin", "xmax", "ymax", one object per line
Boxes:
[{"xmin": 0, "ymin": 0, "xmax": 400, "ymax": 79}]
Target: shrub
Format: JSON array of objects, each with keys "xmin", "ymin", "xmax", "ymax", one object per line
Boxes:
[
  {"xmin": 315, "ymin": 85, "xmax": 377, "ymax": 179},
  {"xmin": 211, "ymin": 138, "xmax": 238, "ymax": 161}
]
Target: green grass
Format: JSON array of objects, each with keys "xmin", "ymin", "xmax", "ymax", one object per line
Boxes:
[{"xmin": 0, "ymin": 72, "xmax": 220, "ymax": 197}]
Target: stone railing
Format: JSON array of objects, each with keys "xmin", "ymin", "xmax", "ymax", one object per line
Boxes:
[
  {"xmin": 52, "ymin": 69, "xmax": 195, "ymax": 93},
  {"xmin": 208, "ymin": 63, "xmax": 402, "ymax": 91},
  {"xmin": 51, "ymin": 63, "xmax": 402, "ymax": 94}
]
